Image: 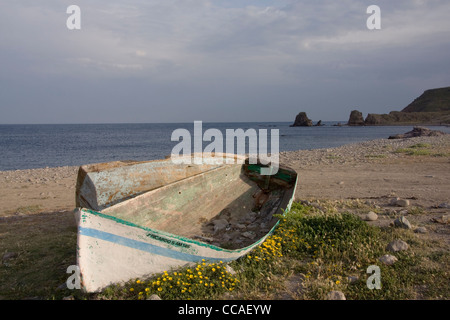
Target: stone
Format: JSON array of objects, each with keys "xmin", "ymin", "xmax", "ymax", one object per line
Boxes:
[
  {"xmin": 386, "ymin": 239, "xmax": 409, "ymax": 252},
  {"xmin": 226, "ymin": 265, "xmax": 237, "ymax": 275},
  {"xmin": 396, "ymin": 199, "xmax": 410, "ymax": 207},
  {"xmin": 438, "ymin": 202, "xmax": 450, "ymax": 209},
  {"xmin": 212, "ymin": 219, "xmax": 229, "ymax": 233},
  {"xmin": 327, "ymin": 291, "xmax": 346, "ymax": 300},
  {"xmin": 2, "ymin": 252, "xmax": 18, "ymax": 262},
  {"xmin": 147, "ymin": 294, "xmax": 162, "ymax": 300},
  {"xmin": 414, "ymin": 227, "xmax": 428, "ymax": 234},
  {"xmin": 291, "ymin": 112, "xmax": 313, "ymax": 127},
  {"xmin": 379, "ymin": 254, "xmax": 398, "ymax": 266},
  {"xmin": 347, "ymin": 275, "xmax": 359, "ymax": 284},
  {"xmin": 364, "ymin": 211, "xmax": 378, "ymax": 221},
  {"xmin": 242, "ymin": 231, "xmax": 256, "ymax": 239},
  {"xmin": 347, "ymin": 110, "xmax": 365, "ymax": 126},
  {"xmin": 390, "ymin": 197, "xmax": 400, "ymax": 206},
  {"xmin": 394, "ymin": 216, "xmax": 412, "ymax": 229},
  {"xmin": 389, "ymin": 126, "xmax": 447, "ymax": 139}
]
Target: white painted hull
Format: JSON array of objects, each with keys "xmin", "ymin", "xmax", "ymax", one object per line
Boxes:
[{"xmin": 75, "ymin": 207, "xmax": 284, "ymax": 293}]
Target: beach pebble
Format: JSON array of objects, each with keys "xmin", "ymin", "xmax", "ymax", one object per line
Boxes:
[
  {"xmin": 2, "ymin": 252, "xmax": 18, "ymax": 262},
  {"xmin": 212, "ymin": 219, "xmax": 229, "ymax": 233},
  {"xmin": 242, "ymin": 231, "xmax": 256, "ymax": 239},
  {"xmin": 386, "ymin": 239, "xmax": 409, "ymax": 252},
  {"xmin": 327, "ymin": 291, "xmax": 346, "ymax": 300},
  {"xmin": 379, "ymin": 254, "xmax": 398, "ymax": 266},
  {"xmin": 394, "ymin": 216, "xmax": 412, "ymax": 229},
  {"xmin": 226, "ymin": 265, "xmax": 237, "ymax": 275},
  {"xmin": 414, "ymin": 227, "xmax": 428, "ymax": 234},
  {"xmin": 438, "ymin": 203, "xmax": 450, "ymax": 209},
  {"xmin": 390, "ymin": 197, "xmax": 401, "ymax": 206},
  {"xmin": 396, "ymin": 199, "xmax": 410, "ymax": 207},
  {"xmin": 364, "ymin": 211, "xmax": 378, "ymax": 221}
]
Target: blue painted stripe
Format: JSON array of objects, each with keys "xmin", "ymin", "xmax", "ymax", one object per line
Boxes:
[{"xmin": 79, "ymin": 227, "xmax": 234, "ymax": 263}]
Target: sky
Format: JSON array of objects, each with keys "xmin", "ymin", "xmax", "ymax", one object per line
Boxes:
[{"xmin": 1, "ymin": 0, "xmax": 450, "ymax": 124}]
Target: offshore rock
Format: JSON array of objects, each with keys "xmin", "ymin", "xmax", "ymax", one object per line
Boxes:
[
  {"xmin": 347, "ymin": 110, "xmax": 365, "ymax": 126},
  {"xmin": 291, "ymin": 112, "xmax": 313, "ymax": 127}
]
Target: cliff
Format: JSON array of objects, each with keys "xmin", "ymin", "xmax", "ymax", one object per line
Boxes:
[
  {"xmin": 348, "ymin": 86, "xmax": 450, "ymax": 125},
  {"xmin": 402, "ymin": 87, "xmax": 450, "ymax": 113}
]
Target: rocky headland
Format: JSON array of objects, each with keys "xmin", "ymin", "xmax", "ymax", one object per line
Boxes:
[{"xmin": 347, "ymin": 86, "xmax": 450, "ymax": 126}]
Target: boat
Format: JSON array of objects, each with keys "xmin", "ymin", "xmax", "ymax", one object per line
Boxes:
[{"xmin": 74, "ymin": 154, "xmax": 298, "ymax": 293}]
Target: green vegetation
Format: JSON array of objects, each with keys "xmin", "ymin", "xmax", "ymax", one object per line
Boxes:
[
  {"xmin": 395, "ymin": 143, "xmax": 449, "ymax": 156},
  {"xmin": 1, "ymin": 203, "xmax": 448, "ymax": 300}
]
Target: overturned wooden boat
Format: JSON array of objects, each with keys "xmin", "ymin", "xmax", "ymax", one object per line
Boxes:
[{"xmin": 74, "ymin": 154, "xmax": 297, "ymax": 292}]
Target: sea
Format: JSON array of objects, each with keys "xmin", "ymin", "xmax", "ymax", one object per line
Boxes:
[{"xmin": 1, "ymin": 122, "xmax": 449, "ymax": 171}]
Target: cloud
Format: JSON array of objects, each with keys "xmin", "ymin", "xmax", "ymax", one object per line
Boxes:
[{"xmin": 1, "ymin": 0, "xmax": 450, "ymax": 123}]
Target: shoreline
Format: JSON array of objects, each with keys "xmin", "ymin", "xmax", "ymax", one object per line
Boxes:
[{"xmin": 0, "ymin": 134, "xmax": 449, "ymax": 217}]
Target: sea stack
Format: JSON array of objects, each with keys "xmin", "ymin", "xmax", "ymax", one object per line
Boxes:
[
  {"xmin": 291, "ymin": 112, "xmax": 313, "ymax": 127},
  {"xmin": 347, "ymin": 110, "xmax": 365, "ymax": 126}
]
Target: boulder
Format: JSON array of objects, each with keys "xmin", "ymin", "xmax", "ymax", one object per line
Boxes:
[
  {"xmin": 379, "ymin": 254, "xmax": 398, "ymax": 266},
  {"xmin": 364, "ymin": 211, "xmax": 378, "ymax": 221},
  {"xmin": 291, "ymin": 112, "xmax": 313, "ymax": 127},
  {"xmin": 347, "ymin": 110, "xmax": 365, "ymax": 126},
  {"xmin": 394, "ymin": 216, "xmax": 412, "ymax": 229},
  {"xmin": 327, "ymin": 291, "xmax": 346, "ymax": 300},
  {"xmin": 389, "ymin": 126, "xmax": 447, "ymax": 139},
  {"xmin": 386, "ymin": 239, "xmax": 409, "ymax": 252}
]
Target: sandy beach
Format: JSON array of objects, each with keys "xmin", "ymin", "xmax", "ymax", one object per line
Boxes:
[{"xmin": 1, "ymin": 134, "xmax": 449, "ymax": 217}]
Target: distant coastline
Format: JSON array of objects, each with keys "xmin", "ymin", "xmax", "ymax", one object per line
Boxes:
[{"xmin": 346, "ymin": 86, "xmax": 450, "ymax": 126}]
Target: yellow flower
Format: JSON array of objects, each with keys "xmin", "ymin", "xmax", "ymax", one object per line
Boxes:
[
  {"xmin": 136, "ymin": 280, "xmax": 141, "ymax": 284},
  {"xmin": 157, "ymin": 287, "xmax": 162, "ymax": 292},
  {"xmin": 129, "ymin": 288, "xmax": 134, "ymax": 292},
  {"xmin": 336, "ymin": 280, "xmax": 340, "ymax": 285}
]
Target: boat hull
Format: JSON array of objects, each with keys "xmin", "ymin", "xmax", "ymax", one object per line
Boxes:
[{"xmin": 74, "ymin": 156, "xmax": 297, "ymax": 292}]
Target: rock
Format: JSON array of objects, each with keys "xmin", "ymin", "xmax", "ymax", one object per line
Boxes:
[
  {"xmin": 2, "ymin": 252, "xmax": 18, "ymax": 262},
  {"xmin": 347, "ymin": 110, "xmax": 365, "ymax": 126},
  {"xmin": 347, "ymin": 276, "xmax": 359, "ymax": 284},
  {"xmin": 414, "ymin": 227, "xmax": 428, "ymax": 234},
  {"xmin": 291, "ymin": 112, "xmax": 313, "ymax": 127},
  {"xmin": 327, "ymin": 291, "xmax": 346, "ymax": 300},
  {"xmin": 386, "ymin": 239, "xmax": 409, "ymax": 252},
  {"xmin": 314, "ymin": 120, "xmax": 323, "ymax": 126},
  {"xmin": 379, "ymin": 254, "xmax": 398, "ymax": 266},
  {"xmin": 396, "ymin": 199, "xmax": 410, "ymax": 207},
  {"xmin": 147, "ymin": 294, "xmax": 162, "ymax": 300},
  {"xmin": 212, "ymin": 219, "xmax": 229, "ymax": 233},
  {"xmin": 394, "ymin": 216, "xmax": 412, "ymax": 229},
  {"xmin": 226, "ymin": 265, "xmax": 237, "ymax": 275},
  {"xmin": 242, "ymin": 231, "xmax": 256, "ymax": 239},
  {"xmin": 438, "ymin": 202, "xmax": 450, "ymax": 209},
  {"xmin": 390, "ymin": 197, "xmax": 400, "ymax": 206},
  {"xmin": 389, "ymin": 126, "xmax": 447, "ymax": 139},
  {"xmin": 364, "ymin": 211, "xmax": 378, "ymax": 221}
]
